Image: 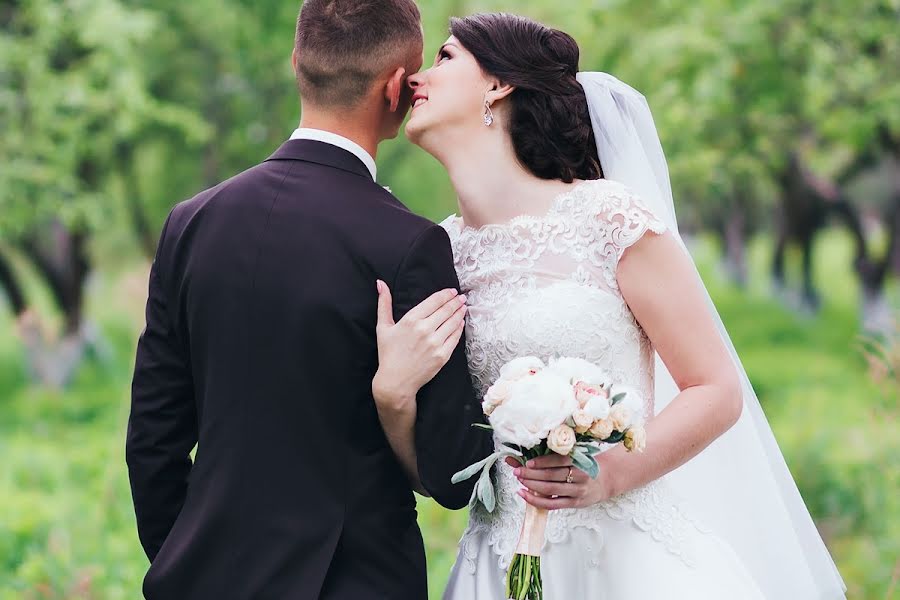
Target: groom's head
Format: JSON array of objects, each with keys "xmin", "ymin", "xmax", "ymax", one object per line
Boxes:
[{"xmin": 293, "ymin": 0, "xmax": 424, "ymax": 140}]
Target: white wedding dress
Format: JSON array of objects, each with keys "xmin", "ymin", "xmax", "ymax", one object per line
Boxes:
[{"xmin": 440, "ymin": 178, "xmax": 767, "ymax": 599}]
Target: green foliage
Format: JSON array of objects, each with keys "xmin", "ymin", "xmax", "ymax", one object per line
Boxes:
[
  {"xmin": 0, "ymin": 232, "xmax": 896, "ymax": 599},
  {"xmin": 0, "ymin": 0, "xmax": 208, "ymax": 238}
]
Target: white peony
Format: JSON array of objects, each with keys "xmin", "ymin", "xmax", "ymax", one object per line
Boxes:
[
  {"xmin": 499, "ymin": 356, "xmax": 546, "ymax": 382},
  {"xmin": 489, "ymin": 370, "xmax": 578, "ymax": 448},
  {"xmin": 582, "ymin": 394, "xmax": 611, "ymax": 421},
  {"xmin": 482, "ymin": 380, "xmax": 512, "ymax": 416},
  {"xmin": 548, "ymin": 357, "xmax": 610, "ymax": 386}
]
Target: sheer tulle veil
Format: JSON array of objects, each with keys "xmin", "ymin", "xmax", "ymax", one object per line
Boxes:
[{"xmin": 576, "ymin": 72, "xmax": 847, "ymax": 599}]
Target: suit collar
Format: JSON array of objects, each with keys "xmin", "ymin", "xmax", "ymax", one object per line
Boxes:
[{"xmin": 265, "ymin": 139, "xmax": 373, "ymax": 180}]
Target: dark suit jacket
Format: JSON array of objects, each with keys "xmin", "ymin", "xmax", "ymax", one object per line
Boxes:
[{"xmin": 126, "ymin": 139, "xmax": 492, "ymax": 599}]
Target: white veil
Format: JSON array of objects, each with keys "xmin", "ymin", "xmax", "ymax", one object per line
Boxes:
[{"xmin": 576, "ymin": 72, "xmax": 848, "ymax": 599}]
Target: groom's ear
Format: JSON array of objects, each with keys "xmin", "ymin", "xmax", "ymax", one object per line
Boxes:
[
  {"xmin": 385, "ymin": 66, "xmax": 407, "ymax": 113},
  {"xmin": 486, "ymin": 81, "xmax": 515, "ymax": 105}
]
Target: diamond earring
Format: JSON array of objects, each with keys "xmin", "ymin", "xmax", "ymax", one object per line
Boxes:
[{"xmin": 483, "ymin": 100, "xmax": 494, "ymax": 127}]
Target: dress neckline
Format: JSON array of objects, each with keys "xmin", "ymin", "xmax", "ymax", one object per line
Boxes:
[{"xmin": 447, "ymin": 179, "xmax": 602, "ymax": 237}]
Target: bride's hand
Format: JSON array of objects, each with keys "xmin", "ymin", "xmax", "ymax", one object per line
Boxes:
[
  {"xmin": 505, "ymin": 455, "xmax": 616, "ymax": 510},
  {"xmin": 372, "ymin": 280, "xmax": 468, "ymax": 409}
]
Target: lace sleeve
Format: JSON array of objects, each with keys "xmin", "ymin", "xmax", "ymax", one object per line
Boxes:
[{"xmin": 589, "ymin": 180, "xmax": 668, "ymax": 263}]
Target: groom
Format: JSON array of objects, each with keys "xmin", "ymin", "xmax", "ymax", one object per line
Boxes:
[{"xmin": 125, "ymin": 1, "xmax": 490, "ymax": 598}]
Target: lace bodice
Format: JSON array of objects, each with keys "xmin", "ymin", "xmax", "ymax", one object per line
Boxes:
[
  {"xmin": 442, "ymin": 179, "xmax": 665, "ymax": 415},
  {"xmin": 441, "ymin": 179, "xmax": 711, "ymax": 572}
]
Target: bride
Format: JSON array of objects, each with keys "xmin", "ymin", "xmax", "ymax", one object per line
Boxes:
[{"xmin": 370, "ymin": 12, "xmax": 847, "ymax": 599}]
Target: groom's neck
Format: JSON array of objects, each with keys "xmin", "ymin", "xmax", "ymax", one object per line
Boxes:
[{"xmin": 298, "ymin": 108, "xmax": 380, "ymax": 160}]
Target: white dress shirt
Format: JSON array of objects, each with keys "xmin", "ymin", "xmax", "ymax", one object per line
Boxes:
[{"xmin": 289, "ymin": 127, "xmax": 377, "ymax": 181}]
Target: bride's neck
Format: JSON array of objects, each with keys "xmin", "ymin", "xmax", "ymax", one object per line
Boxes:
[{"xmin": 435, "ymin": 133, "xmax": 559, "ymax": 229}]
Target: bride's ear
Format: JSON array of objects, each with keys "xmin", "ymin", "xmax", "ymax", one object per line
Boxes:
[
  {"xmin": 485, "ymin": 81, "xmax": 515, "ymax": 105},
  {"xmin": 385, "ymin": 66, "xmax": 407, "ymax": 113}
]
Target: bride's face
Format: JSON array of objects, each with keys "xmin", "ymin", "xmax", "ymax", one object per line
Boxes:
[{"xmin": 405, "ymin": 36, "xmax": 492, "ymax": 149}]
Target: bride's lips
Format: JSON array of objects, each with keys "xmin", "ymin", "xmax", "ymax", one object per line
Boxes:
[{"xmin": 411, "ymin": 93, "xmax": 428, "ymax": 110}]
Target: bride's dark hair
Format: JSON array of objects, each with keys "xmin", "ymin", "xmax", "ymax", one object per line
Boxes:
[{"xmin": 449, "ymin": 13, "xmax": 603, "ymax": 183}]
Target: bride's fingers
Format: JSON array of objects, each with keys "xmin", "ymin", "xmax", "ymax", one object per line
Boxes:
[
  {"xmin": 525, "ymin": 454, "xmax": 574, "ymax": 469},
  {"xmin": 518, "ymin": 489, "xmax": 577, "ymax": 511},
  {"xmin": 424, "ymin": 293, "xmax": 467, "ymax": 332},
  {"xmin": 513, "ymin": 465, "xmax": 570, "ymax": 482},
  {"xmin": 435, "ymin": 303, "xmax": 467, "ymax": 342},
  {"xmin": 403, "ymin": 288, "xmax": 459, "ymax": 322},
  {"xmin": 438, "ymin": 316, "xmax": 466, "ymax": 358},
  {"xmin": 375, "ymin": 280, "xmax": 395, "ymax": 329},
  {"xmin": 518, "ymin": 479, "xmax": 579, "ymax": 499}
]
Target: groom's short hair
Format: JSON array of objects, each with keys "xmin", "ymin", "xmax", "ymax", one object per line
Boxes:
[{"xmin": 294, "ymin": 0, "xmax": 422, "ymax": 108}]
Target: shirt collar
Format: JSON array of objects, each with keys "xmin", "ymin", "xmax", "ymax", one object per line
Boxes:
[{"xmin": 289, "ymin": 128, "xmax": 377, "ymax": 181}]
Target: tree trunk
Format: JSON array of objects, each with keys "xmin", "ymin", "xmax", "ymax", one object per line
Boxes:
[
  {"xmin": 724, "ymin": 205, "xmax": 748, "ymax": 287},
  {"xmin": 117, "ymin": 143, "xmax": 158, "ymax": 258},
  {"xmin": 0, "ymin": 248, "xmax": 27, "ymax": 316},
  {"xmin": 15, "ymin": 222, "xmax": 94, "ymax": 387}
]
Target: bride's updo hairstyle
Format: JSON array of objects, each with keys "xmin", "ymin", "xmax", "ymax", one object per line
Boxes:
[{"xmin": 449, "ymin": 13, "xmax": 603, "ymax": 183}]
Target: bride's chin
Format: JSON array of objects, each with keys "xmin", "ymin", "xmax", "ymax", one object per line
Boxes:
[{"xmin": 405, "ymin": 120, "xmax": 439, "ymax": 154}]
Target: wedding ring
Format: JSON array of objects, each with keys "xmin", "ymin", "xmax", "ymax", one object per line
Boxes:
[{"xmin": 565, "ymin": 467, "xmax": 574, "ymax": 484}]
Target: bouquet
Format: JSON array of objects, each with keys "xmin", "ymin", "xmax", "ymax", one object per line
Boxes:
[{"xmin": 452, "ymin": 356, "xmax": 647, "ymax": 600}]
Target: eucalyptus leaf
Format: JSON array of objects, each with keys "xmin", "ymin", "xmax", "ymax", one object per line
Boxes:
[
  {"xmin": 572, "ymin": 451, "xmax": 600, "ymax": 479},
  {"xmin": 610, "ymin": 392, "xmax": 626, "ymax": 405},
  {"xmin": 477, "ymin": 462, "xmax": 496, "ymax": 512},
  {"xmin": 452, "ymin": 451, "xmax": 500, "ymax": 484}
]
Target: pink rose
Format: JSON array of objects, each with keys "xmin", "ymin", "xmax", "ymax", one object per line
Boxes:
[{"xmin": 574, "ymin": 381, "xmax": 608, "ymax": 408}]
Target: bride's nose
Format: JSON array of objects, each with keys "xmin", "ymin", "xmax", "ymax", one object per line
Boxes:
[{"xmin": 407, "ymin": 71, "xmax": 425, "ymax": 91}]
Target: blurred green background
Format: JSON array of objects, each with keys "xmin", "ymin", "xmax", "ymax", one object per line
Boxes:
[{"xmin": 1, "ymin": 0, "xmax": 899, "ymax": 598}]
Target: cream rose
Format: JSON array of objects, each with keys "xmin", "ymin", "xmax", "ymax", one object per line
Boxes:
[
  {"xmin": 489, "ymin": 370, "xmax": 578, "ymax": 448},
  {"xmin": 572, "ymin": 409, "xmax": 594, "ymax": 434},
  {"xmin": 624, "ymin": 425, "xmax": 647, "ymax": 453},
  {"xmin": 589, "ymin": 418, "xmax": 614, "ymax": 440},
  {"xmin": 482, "ymin": 380, "xmax": 512, "ymax": 416},
  {"xmin": 499, "ymin": 356, "xmax": 546, "ymax": 381},
  {"xmin": 609, "ymin": 404, "xmax": 632, "ymax": 432},
  {"xmin": 547, "ymin": 424, "xmax": 577, "ymax": 455}
]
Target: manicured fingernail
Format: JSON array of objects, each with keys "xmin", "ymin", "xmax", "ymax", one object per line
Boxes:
[
  {"xmin": 527, "ymin": 460, "xmax": 535, "ymax": 468},
  {"xmin": 458, "ymin": 294, "xmax": 467, "ymax": 304},
  {"xmin": 376, "ymin": 280, "xmax": 384, "ymax": 293},
  {"xmin": 518, "ymin": 490, "xmax": 525, "ymax": 498},
  {"xmin": 513, "ymin": 468, "xmax": 520, "ymax": 476}
]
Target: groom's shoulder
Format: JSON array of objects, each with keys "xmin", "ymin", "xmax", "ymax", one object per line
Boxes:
[{"xmin": 163, "ymin": 162, "xmax": 273, "ymax": 228}]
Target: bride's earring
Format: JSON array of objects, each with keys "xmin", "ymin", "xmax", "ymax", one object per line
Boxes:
[{"xmin": 483, "ymin": 100, "xmax": 494, "ymax": 127}]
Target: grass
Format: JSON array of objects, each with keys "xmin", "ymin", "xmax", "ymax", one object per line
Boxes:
[{"xmin": 0, "ymin": 230, "xmax": 896, "ymax": 599}]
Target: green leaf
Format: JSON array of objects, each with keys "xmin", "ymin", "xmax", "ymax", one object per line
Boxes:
[
  {"xmin": 572, "ymin": 451, "xmax": 600, "ymax": 480},
  {"xmin": 477, "ymin": 462, "xmax": 496, "ymax": 513},
  {"xmin": 610, "ymin": 392, "xmax": 626, "ymax": 405},
  {"xmin": 452, "ymin": 451, "xmax": 500, "ymax": 484}
]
